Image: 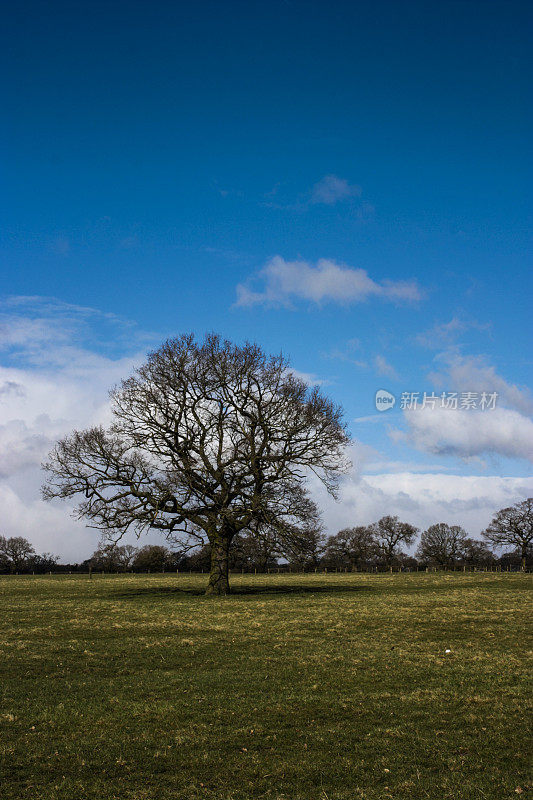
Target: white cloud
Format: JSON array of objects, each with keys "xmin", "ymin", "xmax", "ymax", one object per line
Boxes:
[
  {"xmin": 394, "ymin": 405, "xmax": 533, "ymax": 463},
  {"xmin": 0, "ymin": 418, "xmax": 59, "ymax": 478},
  {"xmin": 0, "ymin": 297, "xmax": 155, "ymax": 560},
  {"xmin": 0, "ymin": 481, "xmax": 96, "ymax": 562},
  {"xmin": 236, "ymin": 256, "xmax": 422, "ymax": 308},
  {"xmin": 323, "ymin": 339, "xmax": 368, "ymax": 369},
  {"xmin": 0, "ymin": 295, "xmax": 151, "ymax": 368},
  {"xmin": 0, "ymin": 352, "xmax": 143, "ymax": 560},
  {"xmin": 306, "ymin": 441, "xmax": 533, "ymax": 538},
  {"xmin": 287, "ymin": 368, "xmax": 329, "ymax": 387},
  {"xmin": 383, "ymin": 351, "xmax": 533, "ymax": 463},
  {"xmin": 429, "ymin": 352, "xmax": 533, "ymax": 415},
  {"xmin": 310, "ymin": 174, "xmax": 361, "ymax": 205},
  {"xmin": 0, "ymin": 354, "xmax": 140, "ymax": 476}
]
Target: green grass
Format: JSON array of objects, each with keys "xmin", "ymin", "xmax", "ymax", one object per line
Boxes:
[{"xmin": 0, "ymin": 572, "xmax": 531, "ymax": 800}]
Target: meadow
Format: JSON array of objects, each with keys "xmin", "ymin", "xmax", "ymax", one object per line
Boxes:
[{"xmin": 0, "ymin": 571, "xmax": 531, "ymax": 800}]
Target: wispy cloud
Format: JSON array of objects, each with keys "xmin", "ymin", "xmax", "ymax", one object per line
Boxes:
[
  {"xmin": 310, "ymin": 174, "xmax": 362, "ymax": 205},
  {"xmin": 0, "ymin": 297, "xmax": 159, "ymax": 560},
  {"xmin": 0, "ymin": 296, "xmax": 156, "ymax": 368},
  {"xmin": 374, "ymin": 355, "xmax": 399, "ymax": 381},
  {"xmin": 0, "ymin": 299, "xmax": 152, "ymax": 477},
  {"xmin": 235, "ymin": 256, "xmax": 423, "ymax": 308},
  {"xmin": 262, "ymin": 174, "xmax": 366, "ymax": 213},
  {"xmin": 323, "ymin": 339, "xmax": 368, "ymax": 369},
  {"xmin": 416, "ymin": 316, "xmax": 491, "ymax": 348}
]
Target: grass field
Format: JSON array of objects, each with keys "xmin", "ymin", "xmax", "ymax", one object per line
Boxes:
[{"xmin": 0, "ymin": 572, "xmax": 531, "ymax": 800}]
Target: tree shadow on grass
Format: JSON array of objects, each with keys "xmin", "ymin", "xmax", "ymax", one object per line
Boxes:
[{"xmin": 112, "ymin": 583, "xmax": 375, "ymax": 600}]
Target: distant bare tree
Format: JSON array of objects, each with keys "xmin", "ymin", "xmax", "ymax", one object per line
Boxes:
[
  {"xmin": 0, "ymin": 536, "xmax": 36, "ymax": 573},
  {"xmin": 43, "ymin": 334, "xmax": 350, "ymax": 594},
  {"xmin": 323, "ymin": 526, "xmax": 376, "ymax": 569},
  {"xmin": 231, "ymin": 531, "xmax": 281, "ymax": 572},
  {"xmin": 482, "ymin": 498, "xmax": 533, "ymax": 570},
  {"xmin": 115, "ymin": 544, "xmax": 138, "ymax": 571},
  {"xmin": 459, "ymin": 538, "xmax": 495, "ymax": 568},
  {"xmin": 498, "ymin": 545, "xmax": 533, "ymax": 570},
  {"xmin": 416, "ymin": 523, "xmax": 467, "ymax": 567},
  {"xmin": 370, "ymin": 516, "xmax": 418, "ymax": 566},
  {"xmin": 132, "ymin": 545, "xmax": 171, "ymax": 572},
  {"xmin": 280, "ymin": 500, "xmax": 325, "ymax": 569},
  {"xmin": 394, "ymin": 552, "xmax": 419, "ymax": 570},
  {"xmin": 89, "ymin": 544, "xmax": 139, "ymax": 572},
  {"xmin": 0, "ymin": 539, "xmax": 7, "ymax": 571},
  {"xmin": 185, "ymin": 545, "xmax": 211, "ymax": 572}
]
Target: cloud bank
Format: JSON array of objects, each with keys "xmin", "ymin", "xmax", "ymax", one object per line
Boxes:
[
  {"xmin": 396, "ymin": 406, "xmax": 533, "ymax": 463},
  {"xmin": 0, "ymin": 297, "xmax": 153, "ymax": 561},
  {"xmin": 314, "ymin": 469, "xmax": 533, "ymax": 541}
]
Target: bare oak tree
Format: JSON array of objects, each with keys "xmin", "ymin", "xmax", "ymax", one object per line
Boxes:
[
  {"xmin": 416, "ymin": 523, "xmax": 467, "ymax": 567},
  {"xmin": 460, "ymin": 538, "xmax": 494, "ymax": 568},
  {"xmin": 0, "ymin": 536, "xmax": 36, "ymax": 573},
  {"xmin": 370, "ymin": 516, "xmax": 418, "ymax": 566},
  {"xmin": 323, "ymin": 526, "xmax": 376, "ymax": 570},
  {"xmin": 482, "ymin": 498, "xmax": 533, "ymax": 570},
  {"xmin": 42, "ymin": 334, "xmax": 350, "ymax": 594}
]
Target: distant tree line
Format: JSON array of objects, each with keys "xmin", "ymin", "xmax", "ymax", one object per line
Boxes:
[
  {"xmin": 2, "ymin": 499, "xmax": 531, "ymax": 574},
  {"xmin": 0, "ymin": 536, "xmax": 58, "ymax": 574}
]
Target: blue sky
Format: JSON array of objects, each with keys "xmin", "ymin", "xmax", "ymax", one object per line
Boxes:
[{"xmin": 1, "ymin": 1, "xmax": 532, "ymax": 558}]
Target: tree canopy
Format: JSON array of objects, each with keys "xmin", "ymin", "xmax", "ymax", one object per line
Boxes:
[
  {"xmin": 482, "ymin": 498, "xmax": 533, "ymax": 570},
  {"xmin": 43, "ymin": 333, "xmax": 351, "ymax": 594},
  {"xmin": 323, "ymin": 526, "xmax": 376, "ymax": 569},
  {"xmin": 370, "ymin": 516, "xmax": 419, "ymax": 566},
  {"xmin": 416, "ymin": 523, "xmax": 468, "ymax": 567},
  {"xmin": 0, "ymin": 536, "xmax": 35, "ymax": 573}
]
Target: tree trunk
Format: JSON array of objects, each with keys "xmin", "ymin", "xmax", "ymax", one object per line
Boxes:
[
  {"xmin": 521, "ymin": 546, "xmax": 527, "ymax": 571},
  {"xmin": 206, "ymin": 536, "xmax": 231, "ymax": 595}
]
